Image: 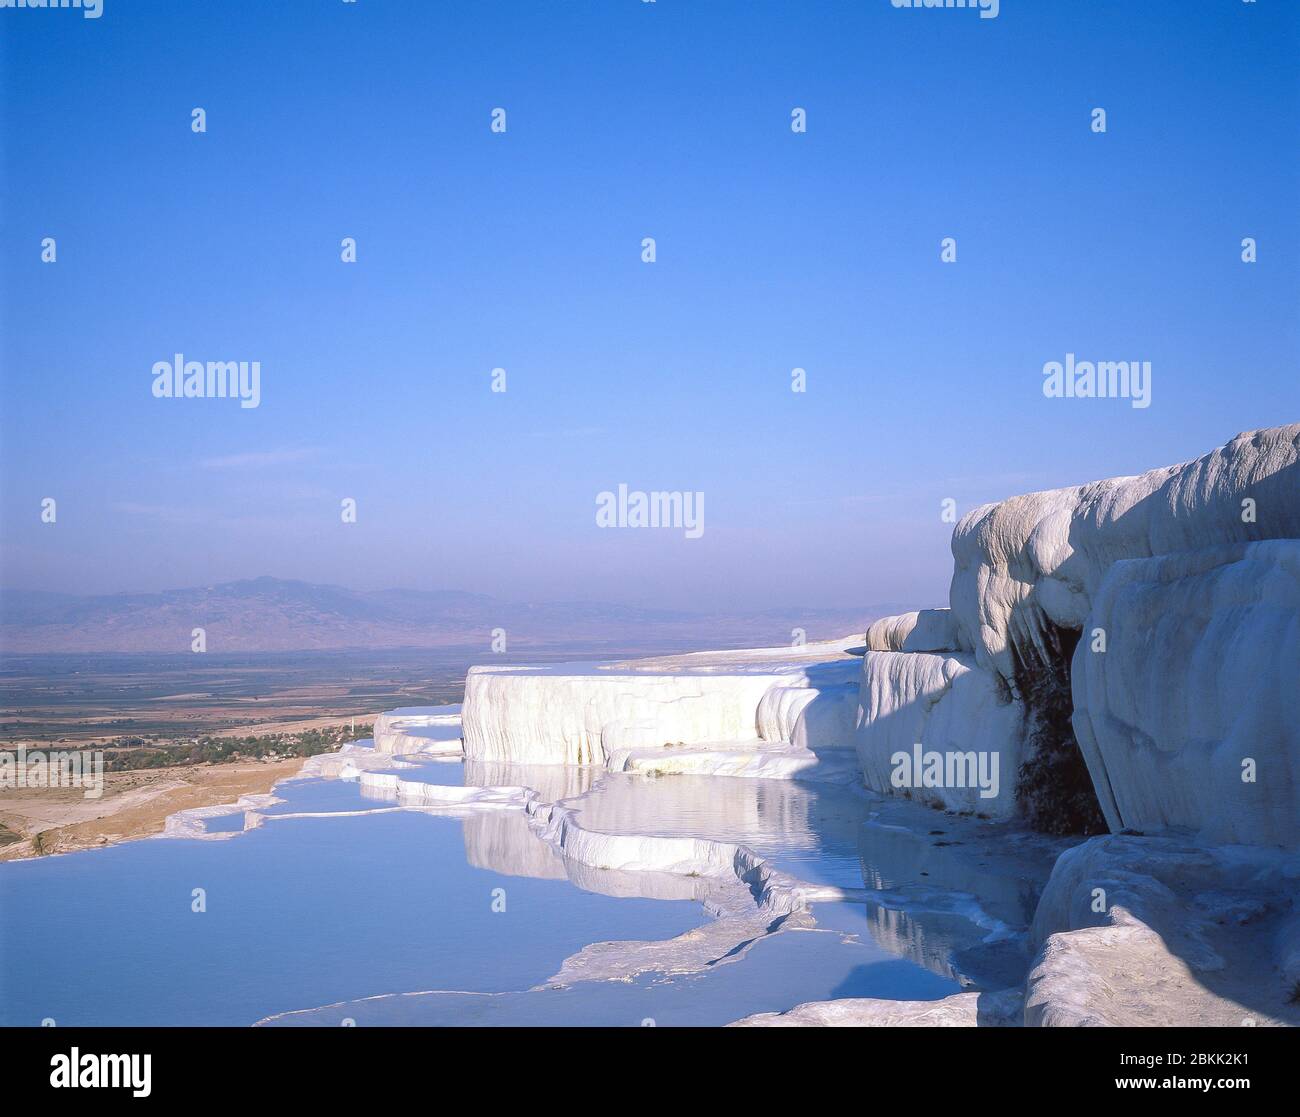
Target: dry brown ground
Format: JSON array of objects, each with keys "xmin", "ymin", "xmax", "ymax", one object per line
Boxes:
[{"xmin": 0, "ymin": 757, "xmax": 305, "ymax": 861}]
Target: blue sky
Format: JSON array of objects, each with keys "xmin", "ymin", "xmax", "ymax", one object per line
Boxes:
[{"xmin": 2, "ymin": 0, "xmax": 1297, "ymax": 611}]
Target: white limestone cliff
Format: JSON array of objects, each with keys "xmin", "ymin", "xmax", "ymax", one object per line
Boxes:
[
  {"xmin": 372, "ymin": 705, "xmax": 464, "ymax": 756},
  {"xmin": 461, "ymin": 639, "xmax": 864, "ymax": 767},
  {"xmin": 855, "ymin": 650, "xmax": 1023, "ymax": 817},
  {"xmin": 1072, "ymin": 540, "xmax": 1300, "ymax": 847},
  {"xmin": 754, "ymin": 659, "xmax": 860, "ymax": 752},
  {"xmin": 949, "ymin": 424, "xmax": 1300, "ymax": 684},
  {"xmin": 864, "ymin": 607, "xmax": 967, "ymax": 653},
  {"xmin": 852, "ymin": 424, "xmax": 1300, "ymax": 831},
  {"xmin": 462, "ymin": 667, "xmax": 779, "ymax": 765}
]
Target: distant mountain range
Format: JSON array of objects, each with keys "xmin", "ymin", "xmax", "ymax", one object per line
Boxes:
[{"xmin": 0, "ymin": 577, "xmax": 911, "ymax": 655}]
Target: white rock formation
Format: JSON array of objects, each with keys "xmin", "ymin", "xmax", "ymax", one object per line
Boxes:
[
  {"xmin": 608, "ymin": 739, "xmax": 861, "ymax": 783},
  {"xmin": 160, "ymin": 792, "xmax": 285, "ymax": 841},
  {"xmin": 461, "ymin": 639, "xmax": 863, "ymax": 767},
  {"xmin": 1025, "ymin": 835, "xmax": 1300, "ymax": 1026},
  {"xmin": 950, "ymin": 424, "xmax": 1300, "ymax": 683},
  {"xmin": 372, "ymin": 705, "xmax": 463, "ymax": 756},
  {"xmin": 855, "ymin": 650, "xmax": 1023, "ymax": 817},
  {"xmin": 853, "ymin": 425, "xmax": 1300, "ymax": 830},
  {"xmin": 358, "ymin": 770, "xmax": 526, "ymax": 810},
  {"xmin": 1072, "ymin": 540, "xmax": 1300, "ymax": 847},
  {"xmin": 463, "ymin": 667, "xmax": 777, "ymax": 765},
  {"xmin": 755, "ymin": 660, "xmax": 860, "ymax": 753},
  {"xmin": 864, "ymin": 607, "xmax": 967, "ymax": 653},
  {"xmin": 731, "ymin": 987, "xmax": 1023, "ymax": 1027},
  {"xmin": 298, "ymin": 742, "xmax": 417, "ymax": 778}
]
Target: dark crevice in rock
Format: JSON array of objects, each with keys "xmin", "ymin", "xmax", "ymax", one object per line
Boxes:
[{"xmin": 1012, "ymin": 621, "xmax": 1106, "ymax": 836}]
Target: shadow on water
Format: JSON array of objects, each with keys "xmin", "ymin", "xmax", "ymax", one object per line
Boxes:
[{"xmin": 459, "ymin": 756, "xmax": 1060, "ymax": 993}]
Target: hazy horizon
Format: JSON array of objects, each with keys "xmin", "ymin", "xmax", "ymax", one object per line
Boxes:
[
  {"xmin": 0, "ymin": 571, "xmax": 923, "ymax": 609},
  {"xmin": 0, "ymin": 572, "xmax": 904, "ymax": 656}
]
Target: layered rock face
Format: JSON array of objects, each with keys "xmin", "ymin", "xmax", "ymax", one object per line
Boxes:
[
  {"xmin": 1071, "ymin": 540, "xmax": 1300, "ymax": 847},
  {"xmin": 857, "ymin": 607, "xmax": 1023, "ymax": 814},
  {"xmin": 852, "ymin": 430, "xmax": 1300, "ymax": 1029},
  {"xmin": 372, "ymin": 706, "xmax": 463, "ymax": 755},
  {"xmin": 461, "ymin": 643, "xmax": 863, "ymax": 767},
  {"xmin": 753, "ymin": 660, "xmax": 860, "ymax": 753},
  {"xmin": 462, "ymin": 668, "xmax": 780, "ymax": 765},
  {"xmin": 949, "ymin": 425, "xmax": 1299, "ymax": 683},
  {"xmin": 855, "ymin": 650, "xmax": 1022, "ymax": 817},
  {"xmin": 864, "ymin": 608, "xmax": 968, "ymax": 654},
  {"xmin": 853, "ymin": 424, "xmax": 1300, "ymax": 833}
]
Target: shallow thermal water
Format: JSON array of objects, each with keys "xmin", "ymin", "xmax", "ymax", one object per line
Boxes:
[
  {"xmin": 263, "ymin": 907, "xmax": 960, "ymax": 1027},
  {"xmin": 561, "ymin": 769, "xmax": 871, "ymax": 887},
  {"xmin": 0, "ymin": 787, "xmax": 700, "ymax": 1026},
  {"xmin": 0, "ymin": 752, "xmax": 1047, "ymax": 1026}
]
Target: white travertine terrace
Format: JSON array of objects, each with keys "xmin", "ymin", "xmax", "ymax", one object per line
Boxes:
[
  {"xmin": 859, "ymin": 425, "xmax": 1300, "ymax": 830},
  {"xmin": 949, "ymin": 424, "xmax": 1300, "ymax": 683},
  {"xmin": 755, "ymin": 661, "xmax": 860, "ymax": 753},
  {"xmin": 855, "ymin": 649, "xmax": 1023, "ymax": 817},
  {"xmin": 864, "ymin": 607, "xmax": 967, "ymax": 653},
  {"xmin": 1071, "ymin": 539, "xmax": 1300, "ymax": 847},
  {"xmin": 461, "ymin": 638, "xmax": 864, "ymax": 767},
  {"xmin": 732, "ymin": 987, "xmax": 1024, "ymax": 1028},
  {"xmin": 372, "ymin": 705, "xmax": 464, "ymax": 756}
]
